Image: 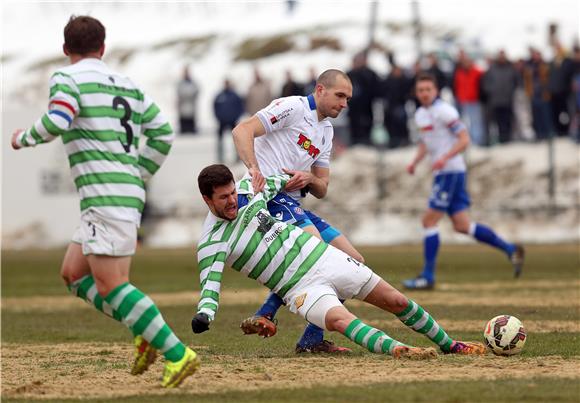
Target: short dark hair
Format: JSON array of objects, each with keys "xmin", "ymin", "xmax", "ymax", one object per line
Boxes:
[
  {"xmin": 316, "ymin": 69, "xmax": 351, "ymax": 88},
  {"xmin": 198, "ymin": 164, "xmax": 234, "ymax": 198},
  {"xmin": 64, "ymin": 15, "xmax": 106, "ymax": 55},
  {"xmin": 415, "ymin": 72, "xmax": 438, "ymax": 87}
]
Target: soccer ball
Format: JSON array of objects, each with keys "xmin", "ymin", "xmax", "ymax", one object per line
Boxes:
[{"xmin": 483, "ymin": 315, "xmax": 526, "ymax": 356}]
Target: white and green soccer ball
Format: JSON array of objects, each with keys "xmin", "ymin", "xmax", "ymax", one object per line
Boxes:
[{"xmin": 483, "ymin": 315, "xmax": 527, "ymax": 356}]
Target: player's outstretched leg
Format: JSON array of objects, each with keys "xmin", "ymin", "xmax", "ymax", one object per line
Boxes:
[
  {"xmin": 467, "ymin": 222, "xmax": 525, "ymax": 278},
  {"xmin": 344, "ymin": 318, "xmax": 437, "ymax": 360},
  {"xmin": 321, "ymin": 304, "xmax": 436, "ymax": 360},
  {"xmin": 364, "ymin": 280, "xmax": 486, "ymax": 355},
  {"xmin": 395, "ymin": 299, "xmax": 486, "ymax": 355},
  {"xmin": 403, "ymin": 227, "xmax": 439, "ymax": 290},
  {"xmin": 104, "ymin": 282, "xmax": 200, "ymax": 387}
]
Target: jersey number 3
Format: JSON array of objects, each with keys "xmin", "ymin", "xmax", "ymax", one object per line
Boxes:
[{"xmin": 113, "ymin": 96, "xmax": 134, "ymax": 152}]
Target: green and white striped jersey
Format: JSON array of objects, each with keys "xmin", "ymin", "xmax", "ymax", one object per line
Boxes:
[
  {"xmin": 16, "ymin": 58, "xmax": 173, "ymax": 224},
  {"xmin": 196, "ymin": 175, "xmax": 330, "ymax": 321}
]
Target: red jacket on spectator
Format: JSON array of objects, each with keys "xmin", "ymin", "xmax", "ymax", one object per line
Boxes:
[{"xmin": 454, "ymin": 66, "xmax": 483, "ymax": 102}]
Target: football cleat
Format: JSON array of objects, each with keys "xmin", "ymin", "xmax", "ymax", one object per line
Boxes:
[
  {"xmin": 392, "ymin": 345, "xmax": 438, "ymax": 360},
  {"xmin": 295, "ymin": 340, "xmax": 352, "ymax": 354},
  {"xmin": 402, "ymin": 276, "xmax": 435, "ymax": 290},
  {"xmin": 445, "ymin": 341, "xmax": 487, "ymax": 355},
  {"xmin": 510, "ymin": 244, "xmax": 525, "ymax": 278},
  {"xmin": 240, "ymin": 315, "xmax": 278, "ymax": 338},
  {"xmin": 161, "ymin": 347, "xmax": 200, "ymax": 388},
  {"xmin": 131, "ymin": 335, "xmax": 157, "ymax": 375}
]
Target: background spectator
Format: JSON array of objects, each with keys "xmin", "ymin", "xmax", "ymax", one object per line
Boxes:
[
  {"xmin": 548, "ymin": 41, "xmax": 575, "ymax": 136},
  {"xmin": 281, "ymin": 70, "xmax": 304, "ymax": 97},
  {"xmin": 245, "ymin": 67, "xmax": 272, "ymax": 116},
  {"xmin": 347, "ymin": 51, "xmax": 380, "ymax": 146},
  {"xmin": 482, "ymin": 50, "xmax": 519, "ymax": 143},
  {"xmin": 176, "ymin": 65, "xmax": 200, "ymax": 134},
  {"xmin": 381, "ymin": 56, "xmax": 413, "ymax": 148},
  {"xmin": 524, "ymin": 48, "xmax": 552, "ymax": 140},
  {"xmin": 425, "ymin": 52, "xmax": 450, "ymax": 92},
  {"xmin": 453, "ymin": 50, "xmax": 486, "ymax": 145},
  {"xmin": 213, "ymin": 79, "xmax": 245, "ymax": 163},
  {"xmin": 303, "ymin": 67, "xmax": 318, "ymax": 95},
  {"xmin": 512, "ymin": 58, "xmax": 536, "ymax": 141}
]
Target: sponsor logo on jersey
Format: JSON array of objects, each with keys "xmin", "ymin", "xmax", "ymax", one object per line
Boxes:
[
  {"xmin": 274, "ymin": 212, "xmax": 284, "ymax": 220},
  {"xmin": 297, "ymin": 133, "xmax": 320, "ymax": 158},
  {"xmin": 294, "ymin": 293, "xmax": 307, "ymax": 310},
  {"xmin": 294, "ymin": 206, "xmax": 304, "ymax": 215},
  {"xmin": 268, "ymin": 104, "xmax": 293, "ymax": 124},
  {"xmin": 256, "ymin": 211, "xmax": 276, "ymax": 234},
  {"xmin": 264, "ymin": 223, "xmax": 285, "ymax": 243}
]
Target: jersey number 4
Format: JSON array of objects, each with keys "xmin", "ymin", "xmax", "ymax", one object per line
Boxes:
[{"xmin": 113, "ymin": 96, "xmax": 134, "ymax": 153}]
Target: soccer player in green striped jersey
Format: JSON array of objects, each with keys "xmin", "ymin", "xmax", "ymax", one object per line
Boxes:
[
  {"xmin": 10, "ymin": 15, "xmax": 198, "ymax": 388},
  {"xmin": 191, "ymin": 164, "xmax": 487, "ymax": 358}
]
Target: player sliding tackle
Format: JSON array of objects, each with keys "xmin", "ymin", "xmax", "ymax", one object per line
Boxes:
[{"xmin": 191, "ymin": 164, "xmax": 486, "ymax": 358}]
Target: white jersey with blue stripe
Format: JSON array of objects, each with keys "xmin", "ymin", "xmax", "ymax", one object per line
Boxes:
[
  {"xmin": 252, "ymin": 95, "xmax": 334, "ymax": 198},
  {"xmin": 415, "ymin": 98, "xmax": 467, "ymax": 174}
]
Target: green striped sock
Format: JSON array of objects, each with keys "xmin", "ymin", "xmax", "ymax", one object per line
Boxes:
[
  {"xmin": 396, "ymin": 299, "xmax": 454, "ymax": 352},
  {"xmin": 343, "ymin": 318, "xmax": 405, "ymax": 356},
  {"xmin": 68, "ymin": 275, "xmax": 123, "ymax": 323},
  {"xmin": 104, "ymin": 282, "xmax": 186, "ymax": 362}
]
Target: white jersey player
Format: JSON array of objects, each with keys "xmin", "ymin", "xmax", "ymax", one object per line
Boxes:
[
  {"xmin": 403, "ymin": 72, "xmax": 524, "ymax": 290},
  {"xmin": 232, "ymin": 69, "xmax": 363, "ymax": 353}
]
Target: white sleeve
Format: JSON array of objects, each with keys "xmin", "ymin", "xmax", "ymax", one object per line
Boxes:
[
  {"xmin": 439, "ymin": 103, "xmax": 465, "ymax": 135},
  {"xmin": 312, "ymin": 126, "xmax": 334, "ymax": 168},
  {"xmin": 255, "ymin": 96, "xmax": 302, "ymax": 134}
]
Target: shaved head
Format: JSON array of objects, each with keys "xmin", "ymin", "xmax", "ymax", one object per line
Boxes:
[{"xmin": 316, "ymin": 69, "xmax": 351, "ymax": 89}]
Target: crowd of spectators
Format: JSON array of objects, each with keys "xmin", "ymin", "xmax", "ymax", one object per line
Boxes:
[{"xmin": 176, "ymin": 39, "xmax": 580, "ymax": 159}]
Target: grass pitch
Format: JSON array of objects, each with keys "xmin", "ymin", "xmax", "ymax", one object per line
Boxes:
[{"xmin": 2, "ymin": 244, "xmax": 579, "ymax": 402}]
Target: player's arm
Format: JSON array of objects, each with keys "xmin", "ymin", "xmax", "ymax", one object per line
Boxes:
[
  {"xmin": 260, "ymin": 174, "xmax": 291, "ymax": 202},
  {"xmin": 432, "ymin": 107, "xmax": 470, "ymax": 171},
  {"xmin": 232, "ymin": 115, "xmax": 267, "ymax": 192},
  {"xmin": 12, "ymin": 73, "xmax": 80, "ymax": 150},
  {"xmin": 407, "ymin": 142, "xmax": 428, "ymax": 175},
  {"xmin": 192, "ymin": 240, "xmax": 228, "ymax": 333},
  {"xmin": 138, "ymin": 95, "xmax": 175, "ymax": 182},
  {"xmin": 432, "ymin": 130, "xmax": 470, "ymax": 171},
  {"xmin": 283, "ymin": 166, "xmax": 329, "ymax": 199}
]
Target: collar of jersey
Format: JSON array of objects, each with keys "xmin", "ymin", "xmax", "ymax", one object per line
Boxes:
[
  {"xmin": 305, "ymin": 94, "xmax": 321, "ymax": 123},
  {"xmin": 77, "ymin": 57, "xmax": 106, "ymax": 66}
]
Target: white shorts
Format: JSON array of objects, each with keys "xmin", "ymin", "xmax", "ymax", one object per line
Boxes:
[
  {"xmin": 283, "ymin": 247, "xmax": 382, "ymax": 330},
  {"xmin": 72, "ymin": 210, "xmax": 138, "ymax": 256}
]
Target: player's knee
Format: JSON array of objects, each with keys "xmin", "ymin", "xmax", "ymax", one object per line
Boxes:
[
  {"xmin": 453, "ymin": 222, "xmax": 469, "ymax": 234},
  {"xmin": 60, "ymin": 263, "xmax": 79, "ymax": 287},
  {"xmin": 391, "ymin": 293, "xmax": 409, "ymax": 313},
  {"xmin": 422, "ymin": 217, "xmax": 437, "ymax": 228},
  {"xmin": 325, "ymin": 316, "xmax": 349, "ymax": 333}
]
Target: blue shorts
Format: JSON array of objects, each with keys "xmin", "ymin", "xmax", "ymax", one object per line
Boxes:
[
  {"xmin": 267, "ymin": 193, "xmax": 341, "ymax": 243},
  {"xmin": 428, "ymin": 172, "xmax": 471, "ymax": 215}
]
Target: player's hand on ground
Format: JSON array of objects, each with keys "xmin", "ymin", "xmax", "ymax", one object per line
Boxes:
[
  {"xmin": 11, "ymin": 129, "xmax": 24, "ymax": 150},
  {"xmin": 432, "ymin": 157, "xmax": 448, "ymax": 171},
  {"xmin": 249, "ymin": 167, "xmax": 265, "ymax": 193},
  {"xmin": 406, "ymin": 163, "xmax": 416, "ymax": 175},
  {"xmin": 282, "ymin": 168, "xmax": 312, "ymax": 192},
  {"xmin": 191, "ymin": 313, "xmax": 210, "ymax": 334}
]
